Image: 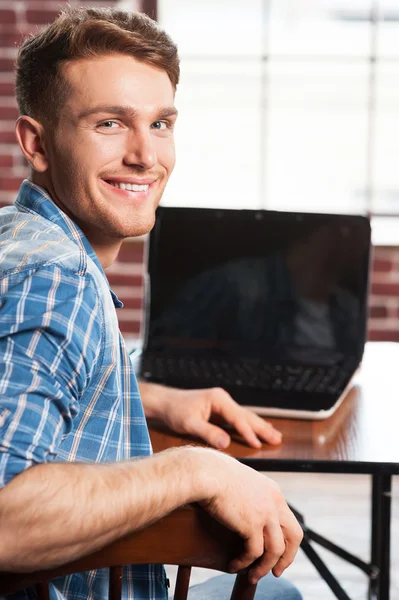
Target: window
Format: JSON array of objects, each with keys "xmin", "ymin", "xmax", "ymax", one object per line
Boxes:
[{"xmin": 157, "ymin": 0, "xmax": 399, "ymax": 240}]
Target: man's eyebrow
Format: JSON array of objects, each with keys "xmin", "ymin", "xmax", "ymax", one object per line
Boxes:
[
  {"xmin": 156, "ymin": 107, "xmax": 178, "ymax": 119},
  {"xmin": 77, "ymin": 105, "xmax": 178, "ymax": 120}
]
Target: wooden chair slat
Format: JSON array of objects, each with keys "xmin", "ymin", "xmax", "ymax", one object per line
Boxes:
[
  {"xmin": 35, "ymin": 582, "xmax": 50, "ymax": 600},
  {"xmin": 0, "ymin": 505, "xmax": 256, "ymax": 600},
  {"xmin": 231, "ymin": 572, "xmax": 257, "ymax": 600},
  {"xmin": 109, "ymin": 566, "xmax": 123, "ymax": 600},
  {"xmin": 173, "ymin": 565, "xmax": 191, "ymax": 600}
]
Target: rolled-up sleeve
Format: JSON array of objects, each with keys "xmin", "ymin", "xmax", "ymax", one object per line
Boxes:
[{"xmin": 0, "ymin": 264, "xmax": 102, "ymax": 487}]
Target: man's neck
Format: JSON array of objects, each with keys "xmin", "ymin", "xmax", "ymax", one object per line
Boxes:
[{"xmin": 90, "ymin": 241, "xmax": 122, "ymax": 270}]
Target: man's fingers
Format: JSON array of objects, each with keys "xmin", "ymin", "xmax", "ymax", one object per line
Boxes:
[
  {"xmin": 250, "ymin": 415, "xmax": 282, "ymax": 445},
  {"xmin": 208, "ymin": 388, "xmax": 282, "ymax": 447},
  {"xmin": 228, "ymin": 510, "xmax": 302, "ymax": 583},
  {"xmin": 272, "ymin": 518, "xmax": 304, "ymax": 577},
  {"xmin": 229, "ymin": 418, "xmax": 263, "ymax": 448},
  {"xmin": 248, "ymin": 520, "xmax": 286, "ymax": 584},
  {"xmin": 208, "ymin": 389, "xmax": 262, "ymax": 448},
  {"xmin": 186, "ymin": 418, "xmax": 231, "ymax": 449},
  {"xmin": 228, "ymin": 534, "xmax": 265, "ymax": 573},
  {"xmin": 272, "ymin": 542, "xmax": 299, "ymax": 578}
]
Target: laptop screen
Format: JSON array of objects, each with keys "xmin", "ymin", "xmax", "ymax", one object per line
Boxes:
[{"xmin": 145, "ymin": 208, "xmax": 371, "ymax": 363}]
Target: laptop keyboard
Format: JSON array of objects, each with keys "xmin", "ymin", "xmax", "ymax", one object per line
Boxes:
[{"xmin": 140, "ymin": 354, "xmax": 353, "ymax": 395}]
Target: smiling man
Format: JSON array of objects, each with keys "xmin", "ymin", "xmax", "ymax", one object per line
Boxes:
[{"xmin": 0, "ymin": 6, "xmax": 302, "ymax": 600}]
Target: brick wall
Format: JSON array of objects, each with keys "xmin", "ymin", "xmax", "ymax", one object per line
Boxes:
[
  {"xmin": 369, "ymin": 247, "xmax": 399, "ymax": 342},
  {"xmin": 1, "ymin": 1, "xmax": 399, "ymax": 342}
]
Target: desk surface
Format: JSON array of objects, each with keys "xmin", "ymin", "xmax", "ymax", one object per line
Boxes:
[{"xmin": 148, "ymin": 342, "xmax": 399, "ymax": 475}]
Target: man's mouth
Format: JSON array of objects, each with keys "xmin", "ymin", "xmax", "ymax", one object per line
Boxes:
[{"xmin": 107, "ymin": 181, "xmax": 150, "ymax": 192}]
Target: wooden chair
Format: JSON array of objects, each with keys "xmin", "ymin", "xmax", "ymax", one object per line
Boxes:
[{"xmin": 0, "ymin": 505, "xmax": 258, "ymax": 600}]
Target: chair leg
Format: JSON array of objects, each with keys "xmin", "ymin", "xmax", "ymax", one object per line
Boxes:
[
  {"xmin": 174, "ymin": 566, "xmax": 192, "ymax": 600},
  {"xmin": 230, "ymin": 571, "xmax": 257, "ymax": 600},
  {"xmin": 35, "ymin": 583, "xmax": 50, "ymax": 600},
  {"xmin": 109, "ymin": 566, "xmax": 123, "ymax": 600}
]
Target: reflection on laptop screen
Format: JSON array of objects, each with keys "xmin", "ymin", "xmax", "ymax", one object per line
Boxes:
[{"xmin": 146, "ymin": 208, "xmax": 371, "ymax": 363}]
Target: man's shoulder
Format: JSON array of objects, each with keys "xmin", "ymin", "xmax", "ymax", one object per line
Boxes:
[{"xmin": 0, "ymin": 206, "xmax": 86, "ymax": 276}]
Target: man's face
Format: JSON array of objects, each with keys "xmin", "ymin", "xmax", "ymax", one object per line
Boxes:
[{"xmin": 43, "ymin": 54, "xmax": 177, "ymax": 244}]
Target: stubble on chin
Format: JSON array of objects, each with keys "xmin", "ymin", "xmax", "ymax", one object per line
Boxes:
[{"xmin": 97, "ymin": 206, "xmax": 158, "ymax": 240}]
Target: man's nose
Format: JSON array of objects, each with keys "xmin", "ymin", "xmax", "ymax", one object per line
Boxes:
[{"xmin": 124, "ymin": 129, "xmax": 157, "ymax": 170}]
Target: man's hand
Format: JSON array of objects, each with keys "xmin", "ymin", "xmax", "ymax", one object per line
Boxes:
[
  {"xmin": 191, "ymin": 447, "xmax": 303, "ymax": 583},
  {"xmin": 139, "ymin": 381, "xmax": 282, "ymax": 448}
]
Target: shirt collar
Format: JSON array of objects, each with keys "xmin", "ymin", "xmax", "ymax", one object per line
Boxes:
[{"xmin": 15, "ymin": 179, "xmax": 123, "ymax": 308}]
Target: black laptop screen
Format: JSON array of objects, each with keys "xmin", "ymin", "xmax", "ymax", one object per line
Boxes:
[{"xmin": 145, "ymin": 208, "xmax": 371, "ymax": 362}]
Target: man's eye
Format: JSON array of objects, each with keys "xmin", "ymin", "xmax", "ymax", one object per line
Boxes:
[
  {"xmin": 99, "ymin": 121, "xmax": 119, "ymax": 129},
  {"xmin": 151, "ymin": 120, "xmax": 168, "ymax": 130}
]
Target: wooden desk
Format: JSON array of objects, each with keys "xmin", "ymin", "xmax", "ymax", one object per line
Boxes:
[{"xmin": 149, "ymin": 342, "xmax": 399, "ymax": 600}]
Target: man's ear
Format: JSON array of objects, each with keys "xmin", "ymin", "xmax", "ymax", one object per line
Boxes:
[{"xmin": 15, "ymin": 116, "xmax": 49, "ymax": 173}]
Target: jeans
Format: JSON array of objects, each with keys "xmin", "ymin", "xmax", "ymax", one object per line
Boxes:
[{"xmin": 174, "ymin": 573, "xmax": 302, "ymax": 600}]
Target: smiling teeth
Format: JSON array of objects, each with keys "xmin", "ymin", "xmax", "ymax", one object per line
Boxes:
[{"xmin": 109, "ymin": 182, "xmax": 149, "ymax": 192}]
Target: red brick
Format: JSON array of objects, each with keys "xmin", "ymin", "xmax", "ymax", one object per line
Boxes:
[
  {"xmin": 371, "ymin": 258, "xmax": 392, "ymax": 273},
  {"xmin": 0, "ymin": 10, "xmax": 16, "ymax": 25},
  {"xmin": 117, "ymin": 242, "xmax": 145, "ymax": 263},
  {"xmin": 117, "ymin": 320, "xmax": 141, "ymax": 335},
  {"xmin": 107, "ymin": 272, "xmax": 143, "ymax": 287},
  {"xmin": 0, "ymin": 155, "xmax": 13, "ymax": 168},
  {"xmin": 368, "ymin": 305, "xmax": 388, "ymax": 319},
  {"xmin": 118, "ymin": 297, "xmax": 143, "ymax": 310},
  {"xmin": 370, "ymin": 282, "xmax": 399, "ymax": 296},
  {"xmin": 0, "ymin": 131, "xmax": 16, "ymax": 143},
  {"xmin": 13, "ymin": 154, "xmax": 29, "ymax": 168},
  {"xmin": 0, "ymin": 176, "xmax": 23, "ymax": 191},
  {"xmin": 0, "ymin": 30, "xmax": 26, "ymax": 48},
  {"xmin": 0, "ymin": 58, "xmax": 15, "ymax": 72},
  {"xmin": 0, "ymin": 106, "xmax": 19, "ymax": 120},
  {"xmin": 367, "ymin": 329, "xmax": 399, "ymax": 342},
  {"xmin": 0, "ymin": 83, "xmax": 15, "ymax": 96},
  {"xmin": 25, "ymin": 10, "xmax": 61, "ymax": 25}
]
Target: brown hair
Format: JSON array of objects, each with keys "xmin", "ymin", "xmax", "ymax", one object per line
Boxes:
[{"xmin": 15, "ymin": 5, "xmax": 180, "ymax": 125}]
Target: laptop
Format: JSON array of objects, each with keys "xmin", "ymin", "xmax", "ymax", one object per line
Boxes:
[{"xmin": 137, "ymin": 207, "xmax": 371, "ymax": 420}]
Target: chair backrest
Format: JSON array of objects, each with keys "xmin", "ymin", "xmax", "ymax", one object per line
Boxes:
[{"xmin": 0, "ymin": 505, "xmax": 257, "ymax": 600}]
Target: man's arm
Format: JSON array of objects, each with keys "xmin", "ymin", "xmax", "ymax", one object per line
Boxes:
[
  {"xmin": 0, "ymin": 447, "xmax": 201, "ymax": 570},
  {"xmin": 139, "ymin": 380, "xmax": 282, "ymax": 448},
  {"xmin": 0, "ymin": 266, "xmax": 102, "ymax": 486},
  {"xmin": 0, "ymin": 445, "xmax": 302, "ymax": 584}
]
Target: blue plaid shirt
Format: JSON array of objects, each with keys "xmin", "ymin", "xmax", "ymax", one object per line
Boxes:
[{"xmin": 0, "ymin": 180, "xmax": 168, "ymax": 600}]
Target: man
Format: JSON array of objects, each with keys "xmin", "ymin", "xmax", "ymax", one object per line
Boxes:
[{"xmin": 0, "ymin": 6, "xmax": 303, "ymax": 600}]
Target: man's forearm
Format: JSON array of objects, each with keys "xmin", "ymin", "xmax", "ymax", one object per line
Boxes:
[
  {"xmin": 0, "ymin": 447, "xmax": 207, "ymax": 571},
  {"xmin": 138, "ymin": 380, "xmax": 171, "ymax": 419}
]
